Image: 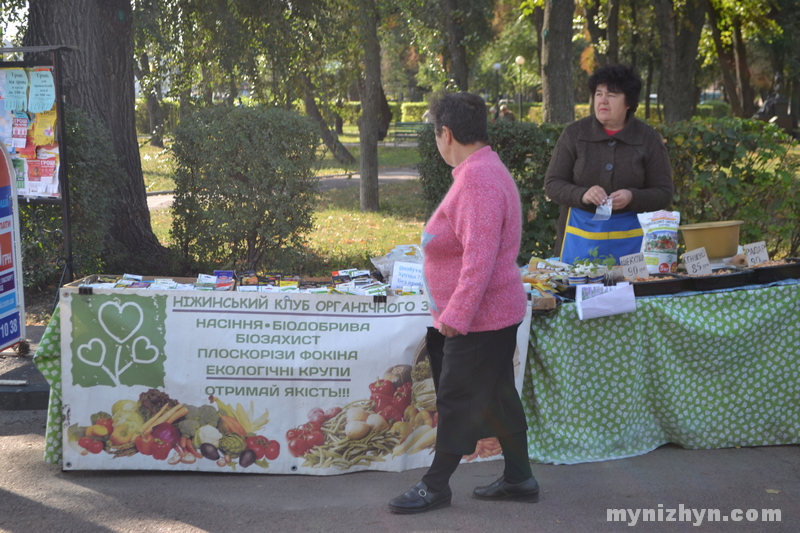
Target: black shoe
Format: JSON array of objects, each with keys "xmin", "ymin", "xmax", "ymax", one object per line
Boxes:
[
  {"xmin": 388, "ymin": 481, "xmax": 452, "ymax": 514},
  {"xmin": 472, "ymin": 475, "xmax": 540, "ymax": 502}
]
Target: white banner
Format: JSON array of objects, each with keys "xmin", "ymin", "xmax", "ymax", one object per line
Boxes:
[{"xmin": 59, "ymin": 288, "xmax": 531, "ymax": 474}]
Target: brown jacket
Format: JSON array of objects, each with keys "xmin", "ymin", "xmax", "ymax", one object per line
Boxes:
[{"xmin": 544, "ymin": 115, "xmax": 674, "ymax": 254}]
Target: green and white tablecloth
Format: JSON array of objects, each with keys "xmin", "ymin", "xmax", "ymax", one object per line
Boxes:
[
  {"xmin": 521, "ymin": 282, "xmax": 800, "ymax": 464},
  {"xmin": 35, "ymin": 283, "xmax": 800, "ymax": 466}
]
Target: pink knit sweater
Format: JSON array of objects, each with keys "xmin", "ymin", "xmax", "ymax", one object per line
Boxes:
[{"xmin": 421, "ymin": 146, "xmax": 527, "ymax": 334}]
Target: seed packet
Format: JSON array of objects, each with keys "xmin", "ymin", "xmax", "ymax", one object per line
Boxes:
[{"xmin": 638, "ymin": 210, "xmax": 680, "ymax": 273}]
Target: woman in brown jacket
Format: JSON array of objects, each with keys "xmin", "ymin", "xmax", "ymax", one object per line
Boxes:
[{"xmin": 544, "ymin": 64, "xmax": 673, "ymax": 263}]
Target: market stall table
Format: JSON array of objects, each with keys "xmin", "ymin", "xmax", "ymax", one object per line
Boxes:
[
  {"xmin": 523, "ymin": 279, "xmax": 800, "ymax": 464},
  {"xmin": 34, "ymin": 280, "xmax": 800, "ymax": 468},
  {"xmin": 34, "ymin": 288, "xmax": 531, "ymax": 473}
]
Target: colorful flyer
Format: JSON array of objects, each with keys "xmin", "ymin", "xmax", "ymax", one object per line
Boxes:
[
  {"xmin": 11, "ymin": 112, "xmax": 28, "ymax": 149},
  {"xmin": 32, "ymin": 108, "xmax": 57, "ymax": 145}
]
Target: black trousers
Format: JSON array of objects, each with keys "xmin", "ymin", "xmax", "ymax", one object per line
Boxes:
[
  {"xmin": 425, "ymin": 323, "xmax": 528, "ymax": 455},
  {"xmin": 421, "ymin": 324, "xmax": 532, "ymax": 491}
]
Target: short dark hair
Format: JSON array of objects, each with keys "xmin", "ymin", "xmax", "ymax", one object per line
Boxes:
[
  {"xmin": 588, "ymin": 64, "xmax": 642, "ymax": 119},
  {"xmin": 427, "ymin": 90, "xmax": 489, "ymax": 145}
]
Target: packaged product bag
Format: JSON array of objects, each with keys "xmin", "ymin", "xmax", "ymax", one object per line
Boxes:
[{"xmin": 637, "ymin": 210, "xmax": 680, "ymax": 273}]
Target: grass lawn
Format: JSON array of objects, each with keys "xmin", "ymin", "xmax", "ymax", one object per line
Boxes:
[
  {"xmin": 145, "ymin": 135, "xmax": 427, "ymax": 276},
  {"xmin": 149, "ymin": 180, "xmax": 427, "ymax": 275}
]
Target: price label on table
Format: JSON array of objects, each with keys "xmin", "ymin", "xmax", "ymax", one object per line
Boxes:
[
  {"xmin": 743, "ymin": 241, "xmax": 769, "ymax": 266},
  {"xmin": 619, "ymin": 252, "xmax": 649, "ymax": 281},
  {"xmin": 683, "ymin": 247, "xmax": 713, "ymax": 276}
]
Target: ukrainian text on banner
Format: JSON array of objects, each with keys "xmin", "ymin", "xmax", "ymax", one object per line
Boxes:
[{"xmin": 59, "ymin": 289, "xmax": 531, "ymax": 474}]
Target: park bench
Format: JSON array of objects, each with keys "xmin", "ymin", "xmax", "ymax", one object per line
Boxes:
[{"xmin": 391, "ymin": 121, "xmax": 427, "ymax": 144}]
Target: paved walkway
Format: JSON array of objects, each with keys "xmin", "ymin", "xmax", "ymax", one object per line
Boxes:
[{"xmin": 146, "ymin": 168, "xmax": 421, "ymax": 211}]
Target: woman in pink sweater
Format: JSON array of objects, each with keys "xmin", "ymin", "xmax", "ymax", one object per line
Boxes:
[{"xmin": 388, "ymin": 91, "xmax": 539, "ymax": 514}]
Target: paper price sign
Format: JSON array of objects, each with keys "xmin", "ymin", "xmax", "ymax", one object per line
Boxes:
[
  {"xmin": 743, "ymin": 241, "xmax": 769, "ymax": 266},
  {"xmin": 619, "ymin": 252, "xmax": 649, "ymax": 280},
  {"xmin": 683, "ymin": 247, "xmax": 712, "ymax": 276}
]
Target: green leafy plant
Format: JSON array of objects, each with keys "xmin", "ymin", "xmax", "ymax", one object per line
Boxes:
[
  {"xmin": 657, "ymin": 118, "xmax": 800, "ymax": 258},
  {"xmin": 570, "ymin": 247, "xmax": 615, "ymax": 274},
  {"xmin": 169, "ymin": 106, "xmax": 320, "ymax": 273}
]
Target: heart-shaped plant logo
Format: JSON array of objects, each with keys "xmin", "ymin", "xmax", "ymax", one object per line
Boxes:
[
  {"xmin": 98, "ymin": 301, "xmax": 144, "ymax": 344},
  {"xmin": 77, "ymin": 339, "xmax": 106, "ymax": 367},
  {"xmin": 131, "ymin": 336, "xmax": 159, "ymax": 364}
]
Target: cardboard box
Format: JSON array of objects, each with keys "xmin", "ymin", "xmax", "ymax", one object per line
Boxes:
[{"xmin": 530, "ymin": 289, "xmax": 557, "ymax": 310}]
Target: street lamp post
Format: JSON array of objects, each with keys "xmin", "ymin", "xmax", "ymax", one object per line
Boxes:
[
  {"xmin": 515, "ymin": 55, "xmax": 525, "ymax": 120},
  {"xmin": 493, "ymin": 62, "xmax": 501, "ymax": 106}
]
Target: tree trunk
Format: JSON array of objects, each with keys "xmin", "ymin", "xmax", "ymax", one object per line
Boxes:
[
  {"xmin": 179, "ymin": 87, "xmax": 192, "ymax": 119},
  {"xmin": 542, "ymin": 0, "xmax": 575, "ymax": 124},
  {"xmin": 357, "ymin": 0, "xmax": 380, "ymax": 212},
  {"xmin": 201, "ymin": 64, "xmax": 213, "ymax": 106},
  {"xmin": 24, "ymin": 0, "xmax": 167, "ymax": 274},
  {"xmin": 440, "ymin": 0, "xmax": 469, "ymax": 91},
  {"xmin": 606, "ymin": 0, "xmax": 620, "ymax": 65},
  {"xmin": 645, "ymin": 57, "xmax": 653, "ymax": 119},
  {"xmin": 651, "ymin": 0, "xmax": 706, "ymax": 123},
  {"xmin": 584, "ymin": 0, "xmax": 606, "ymax": 67},
  {"xmin": 378, "ymin": 85, "xmax": 392, "ymax": 141},
  {"xmin": 145, "ymin": 90, "xmax": 165, "ymax": 148},
  {"xmin": 534, "ymin": 7, "xmax": 544, "ymax": 82},
  {"xmin": 630, "ymin": 0, "xmax": 638, "ymax": 71},
  {"xmin": 136, "ymin": 51, "xmax": 165, "ymax": 148},
  {"xmin": 707, "ymin": 0, "xmax": 744, "ymax": 117},
  {"xmin": 584, "ymin": 0, "xmax": 619, "ymax": 67},
  {"xmin": 300, "ymin": 74, "xmax": 356, "ymax": 166},
  {"xmin": 732, "ymin": 19, "xmax": 756, "ymax": 117}
]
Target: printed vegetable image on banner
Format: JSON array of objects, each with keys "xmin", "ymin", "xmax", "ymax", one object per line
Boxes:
[{"xmin": 58, "ymin": 289, "xmax": 532, "ymax": 474}]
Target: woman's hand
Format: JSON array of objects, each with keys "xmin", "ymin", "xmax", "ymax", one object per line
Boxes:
[
  {"xmin": 439, "ymin": 323, "xmax": 462, "ymax": 337},
  {"xmin": 609, "ymin": 189, "xmax": 633, "ymax": 210},
  {"xmin": 581, "ymin": 185, "xmax": 608, "ymax": 206}
]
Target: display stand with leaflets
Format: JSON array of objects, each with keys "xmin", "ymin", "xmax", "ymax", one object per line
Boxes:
[{"xmin": 0, "ymin": 45, "xmax": 75, "ymax": 293}]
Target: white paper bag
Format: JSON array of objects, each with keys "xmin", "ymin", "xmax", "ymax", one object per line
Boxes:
[{"xmin": 576, "ymin": 283, "xmax": 637, "ymax": 320}]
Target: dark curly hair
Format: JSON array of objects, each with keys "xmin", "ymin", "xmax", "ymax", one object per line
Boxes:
[{"xmin": 588, "ymin": 64, "xmax": 642, "ymax": 120}]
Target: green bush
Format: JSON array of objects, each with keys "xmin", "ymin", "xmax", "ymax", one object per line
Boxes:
[
  {"xmin": 418, "ymin": 116, "xmax": 800, "ymax": 263},
  {"xmin": 135, "ymin": 97, "xmax": 181, "ymax": 136},
  {"xmin": 389, "ymin": 102, "xmax": 402, "ymax": 123},
  {"xmin": 657, "ymin": 118, "xmax": 800, "ymax": 258},
  {"xmin": 333, "ymin": 101, "xmax": 361, "ymax": 125},
  {"xmin": 520, "ymin": 103, "xmax": 590, "ymax": 124},
  {"xmin": 170, "ymin": 107, "xmax": 320, "ymax": 273},
  {"xmin": 401, "ymin": 102, "xmax": 429, "ymax": 122},
  {"xmin": 19, "ymin": 105, "xmax": 119, "ymax": 291},
  {"xmin": 695, "ymin": 100, "xmax": 732, "ymax": 119},
  {"xmin": 328, "ymin": 101, "xmax": 401, "ymax": 125}
]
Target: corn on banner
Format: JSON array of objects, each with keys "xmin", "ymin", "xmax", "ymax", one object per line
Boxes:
[{"xmin": 57, "ymin": 287, "xmax": 531, "ymax": 474}]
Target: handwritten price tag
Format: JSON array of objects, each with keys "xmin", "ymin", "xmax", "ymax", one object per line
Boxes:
[
  {"xmin": 743, "ymin": 241, "xmax": 769, "ymax": 266},
  {"xmin": 619, "ymin": 252, "xmax": 649, "ymax": 281},
  {"xmin": 683, "ymin": 247, "xmax": 713, "ymax": 276}
]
